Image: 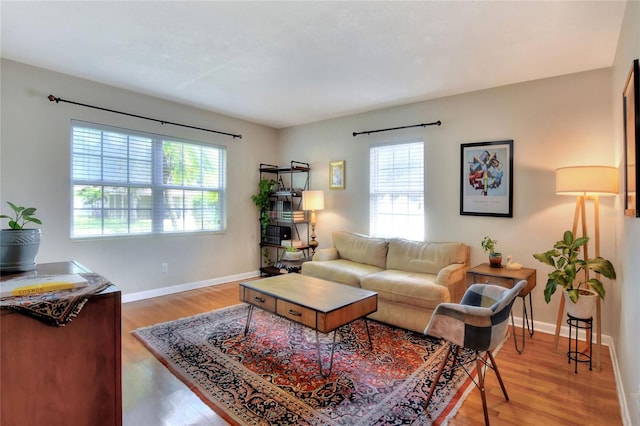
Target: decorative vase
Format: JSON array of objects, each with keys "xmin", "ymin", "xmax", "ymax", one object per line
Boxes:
[
  {"xmin": 0, "ymin": 229, "xmax": 41, "ymax": 272},
  {"xmin": 489, "ymin": 252, "xmax": 502, "ymax": 268},
  {"xmin": 282, "ymin": 251, "xmax": 304, "ymax": 261},
  {"xmin": 564, "ymin": 289, "xmax": 598, "ymax": 319}
]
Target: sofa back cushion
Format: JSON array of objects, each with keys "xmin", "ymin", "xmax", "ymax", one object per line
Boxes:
[
  {"xmin": 387, "ymin": 238, "xmax": 468, "ymax": 274},
  {"xmin": 332, "ymin": 231, "xmax": 389, "ymax": 269}
]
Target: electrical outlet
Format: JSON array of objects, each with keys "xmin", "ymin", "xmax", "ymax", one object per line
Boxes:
[{"xmin": 161, "ymin": 262, "xmax": 168, "ymax": 273}]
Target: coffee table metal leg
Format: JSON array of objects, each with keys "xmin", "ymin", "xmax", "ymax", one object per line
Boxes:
[
  {"xmin": 316, "ymin": 330, "xmax": 338, "ymax": 377},
  {"xmin": 365, "ymin": 318, "xmax": 373, "ymax": 351},
  {"xmin": 244, "ymin": 305, "xmax": 254, "ymax": 336}
]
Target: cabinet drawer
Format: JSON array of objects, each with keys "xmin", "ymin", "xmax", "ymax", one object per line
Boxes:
[
  {"xmin": 474, "ymin": 275, "xmax": 515, "ymax": 288},
  {"xmin": 277, "ymin": 300, "xmax": 317, "ymax": 329},
  {"xmin": 469, "ymin": 273, "xmax": 535, "ymax": 296},
  {"xmin": 242, "ymin": 288, "xmax": 276, "ymax": 313}
]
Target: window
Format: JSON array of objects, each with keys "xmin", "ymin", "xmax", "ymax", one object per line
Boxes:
[
  {"xmin": 71, "ymin": 120, "xmax": 226, "ymax": 237},
  {"xmin": 369, "ymin": 141, "xmax": 424, "ymax": 239}
]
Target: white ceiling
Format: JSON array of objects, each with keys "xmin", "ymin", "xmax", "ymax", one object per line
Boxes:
[{"xmin": 0, "ymin": 1, "xmax": 627, "ymax": 129}]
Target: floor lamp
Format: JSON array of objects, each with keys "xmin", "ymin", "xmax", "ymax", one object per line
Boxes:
[
  {"xmin": 553, "ymin": 165, "xmax": 618, "ymax": 370},
  {"xmin": 302, "ymin": 190, "xmax": 325, "ymax": 255}
]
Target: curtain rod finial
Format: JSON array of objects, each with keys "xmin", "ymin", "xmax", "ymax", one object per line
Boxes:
[{"xmin": 47, "ymin": 94, "xmax": 60, "ymax": 103}]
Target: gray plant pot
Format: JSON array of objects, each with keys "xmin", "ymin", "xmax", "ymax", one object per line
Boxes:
[{"xmin": 0, "ymin": 229, "xmax": 41, "ymax": 272}]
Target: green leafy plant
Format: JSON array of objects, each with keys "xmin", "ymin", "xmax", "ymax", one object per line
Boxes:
[
  {"xmin": 251, "ymin": 179, "xmax": 276, "ymax": 240},
  {"xmin": 285, "ymin": 246, "xmax": 299, "ymax": 252},
  {"xmin": 533, "ymin": 230, "xmax": 616, "ymax": 303},
  {"xmin": 251, "ymin": 179, "xmax": 276, "ymax": 266},
  {"xmin": 481, "ymin": 236, "xmax": 498, "ymax": 254},
  {"xmin": 0, "ymin": 201, "xmax": 42, "ymax": 230}
]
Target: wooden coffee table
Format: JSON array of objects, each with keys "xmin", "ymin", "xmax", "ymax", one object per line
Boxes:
[{"xmin": 239, "ymin": 273, "xmax": 378, "ymax": 376}]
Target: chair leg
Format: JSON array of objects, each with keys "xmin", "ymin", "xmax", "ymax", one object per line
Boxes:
[
  {"xmin": 487, "ymin": 350, "xmax": 509, "ymax": 401},
  {"xmin": 476, "ymin": 354, "xmax": 490, "ymax": 426},
  {"xmin": 425, "ymin": 343, "xmax": 452, "ymax": 408}
]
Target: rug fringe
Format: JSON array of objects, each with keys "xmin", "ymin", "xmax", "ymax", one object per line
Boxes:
[{"xmin": 132, "ymin": 303, "xmax": 248, "ymax": 332}]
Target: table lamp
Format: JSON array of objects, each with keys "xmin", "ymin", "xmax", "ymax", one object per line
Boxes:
[{"xmin": 302, "ymin": 190, "xmax": 325, "ymax": 254}]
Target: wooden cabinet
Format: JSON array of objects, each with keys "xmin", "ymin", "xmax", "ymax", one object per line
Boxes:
[{"xmin": 1, "ymin": 262, "xmax": 122, "ymax": 426}]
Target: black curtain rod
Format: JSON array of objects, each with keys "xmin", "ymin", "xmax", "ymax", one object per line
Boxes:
[
  {"xmin": 352, "ymin": 120, "xmax": 441, "ymax": 137},
  {"xmin": 47, "ymin": 94, "xmax": 242, "ymax": 139}
]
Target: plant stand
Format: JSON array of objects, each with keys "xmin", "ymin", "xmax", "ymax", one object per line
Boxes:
[
  {"xmin": 566, "ymin": 313, "xmax": 593, "ymax": 373},
  {"xmin": 554, "ymin": 296, "xmax": 602, "ymax": 371}
]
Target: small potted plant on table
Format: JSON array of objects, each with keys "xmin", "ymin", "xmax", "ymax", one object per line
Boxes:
[
  {"xmin": 481, "ymin": 236, "xmax": 502, "ymax": 268},
  {"xmin": 1, "ymin": 201, "xmax": 43, "ymax": 272},
  {"xmin": 533, "ymin": 230, "xmax": 616, "ymax": 319}
]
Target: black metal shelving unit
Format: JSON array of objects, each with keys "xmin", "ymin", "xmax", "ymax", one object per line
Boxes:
[{"xmin": 258, "ymin": 161, "xmax": 311, "ymax": 276}]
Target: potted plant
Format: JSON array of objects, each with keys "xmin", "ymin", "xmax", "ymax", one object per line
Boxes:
[
  {"xmin": 281, "ymin": 246, "xmax": 304, "ymax": 261},
  {"xmin": 251, "ymin": 179, "xmax": 276, "ymax": 240},
  {"xmin": 251, "ymin": 179, "xmax": 276, "ymax": 265},
  {"xmin": 1, "ymin": 201, "xmax": 43, "ymax": 272},
  {"xmin": 481, "ymin": 236, "xmax": 502, "ymax": 268},
  {"xmin": 533, "ymin": 230, "xmax": 616, "ymax": 319}
]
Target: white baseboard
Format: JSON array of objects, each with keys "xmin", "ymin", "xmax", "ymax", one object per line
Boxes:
[{"xmin": 121, "ymin": 270, "xmax": 259, "ymax": 303}]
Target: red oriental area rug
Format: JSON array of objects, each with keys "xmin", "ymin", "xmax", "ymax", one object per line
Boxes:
[{"xmin": 133, "ymin": 304, "xmax": 478, "ymax": 425}]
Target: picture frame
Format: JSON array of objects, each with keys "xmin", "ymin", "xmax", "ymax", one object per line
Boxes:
[
  {"xmin": 329, "ymin": 160, "xmax": 345, "ymax": 190},
  {"xmin": 623, "ymin": 59, "xmax": 640, "ymax": 217},
  {"xmin": 460, "ymin": 140, "xmax": 513, "ymax": 217}
]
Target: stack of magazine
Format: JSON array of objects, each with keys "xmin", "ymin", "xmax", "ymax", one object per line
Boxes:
[{"xmin": 1, "ymin": 274, "xmax": 88, "ymax": 298}]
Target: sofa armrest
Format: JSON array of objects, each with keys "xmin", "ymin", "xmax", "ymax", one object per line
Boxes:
[
  {"xmin": 435, "ymin": 263, "xmax": 468, "ymax": 302},
  {"xmin": 312, "ymin": 247, "xmax": 339, "ymax": 261}
]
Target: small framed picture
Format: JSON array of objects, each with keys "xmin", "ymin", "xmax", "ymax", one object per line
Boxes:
[
  {"xmin": 460, "ymin": 140, "xmax": 513, "ymax": 217},
  {"xmin": 330, "ymin": 160, "xmax": 345, "ymax": 189}
]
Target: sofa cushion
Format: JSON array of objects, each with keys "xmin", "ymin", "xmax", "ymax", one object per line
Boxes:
[
  {"xmin": 361, "ymin": 270, "xmax": 451, "ymax": 310},
  {"xmin": 301, "ymin": 259, "xmax": 383, "ymax": 288},
  {"xmin": 332, "ymin": 231, "xmax": 389, "ymax": 269},
  {"xmin": 386, "ymin": 239, "xmax": 468, "ymax": 274}
]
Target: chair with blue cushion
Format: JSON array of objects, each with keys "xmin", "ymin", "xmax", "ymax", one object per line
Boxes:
[{"xmin": 424, "ymin": 280, "xmax": 526, "ymax": 426}]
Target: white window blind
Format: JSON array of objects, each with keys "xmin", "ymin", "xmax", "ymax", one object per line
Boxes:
[
  {"xmin": 71, "ymin": 120, "xmax": 226, "ymax": 237},
  {"xmin": 370, "ymin": 141, "xmax": 424, "ymax": 239}
]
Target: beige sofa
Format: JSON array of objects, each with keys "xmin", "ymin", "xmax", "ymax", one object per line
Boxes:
[{"xmin": 301, "ymin": 231, "xmax": 470, "ymax": 333}]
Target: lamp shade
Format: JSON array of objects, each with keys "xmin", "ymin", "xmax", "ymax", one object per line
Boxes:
[
  {"xmin": 302, "ymin": 190, "xmax": 325, "ymax": 210},
  {"xmin": 555, "ymin": 166, "xmax": 619, "ymax": 196},
  {"xmin": 302, "ymin": 191, "xmax": 324, "ymax": 210}
]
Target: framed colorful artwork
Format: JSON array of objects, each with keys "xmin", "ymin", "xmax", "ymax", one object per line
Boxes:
[{"xmin": 460, "ymin": 140, "xmax": 513, "ymax": 217}]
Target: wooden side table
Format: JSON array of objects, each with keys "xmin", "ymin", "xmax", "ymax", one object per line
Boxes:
[{"xmin": 467, "ymin": 263, "xmax": 536, "ymax": 354}]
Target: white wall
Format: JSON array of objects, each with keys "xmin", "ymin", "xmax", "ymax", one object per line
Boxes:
[
  {"xmin": 1, "ymin": 59, "xmax": 278, "ymax": 294},
  {"xmin": 280, "ymin": 68, "xmax": 619, "ymax": 335},
  {"xmin": 612, "ymin": 2, "xmax": 640, "ymax": 424}
]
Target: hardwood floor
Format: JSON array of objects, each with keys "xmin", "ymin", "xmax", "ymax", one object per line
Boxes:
[{"xmin": 121, "ymin": 280, "xmax": 623, "ymax": 425}]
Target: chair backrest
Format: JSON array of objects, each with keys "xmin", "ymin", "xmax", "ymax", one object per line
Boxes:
[
  {"xmin": 465, "ymin": 280, "xmax": 526, "ymax": 352},
  {"xmin": 425, "ymin": 280, "xmax": 526, "ymax": 352}
]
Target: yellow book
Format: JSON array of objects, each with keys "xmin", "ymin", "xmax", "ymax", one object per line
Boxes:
[{"xmin": 1, "ymin": 274, "xmax": 88, "ymax": 297}]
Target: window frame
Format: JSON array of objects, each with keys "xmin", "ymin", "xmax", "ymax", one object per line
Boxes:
[
  {"xmin": 70, "ymin": 120, "xmax": 227, "ymax": 239},
  {"xmin": 369, "ymin": 140, "xmax": 425, "ymax": 240}
]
